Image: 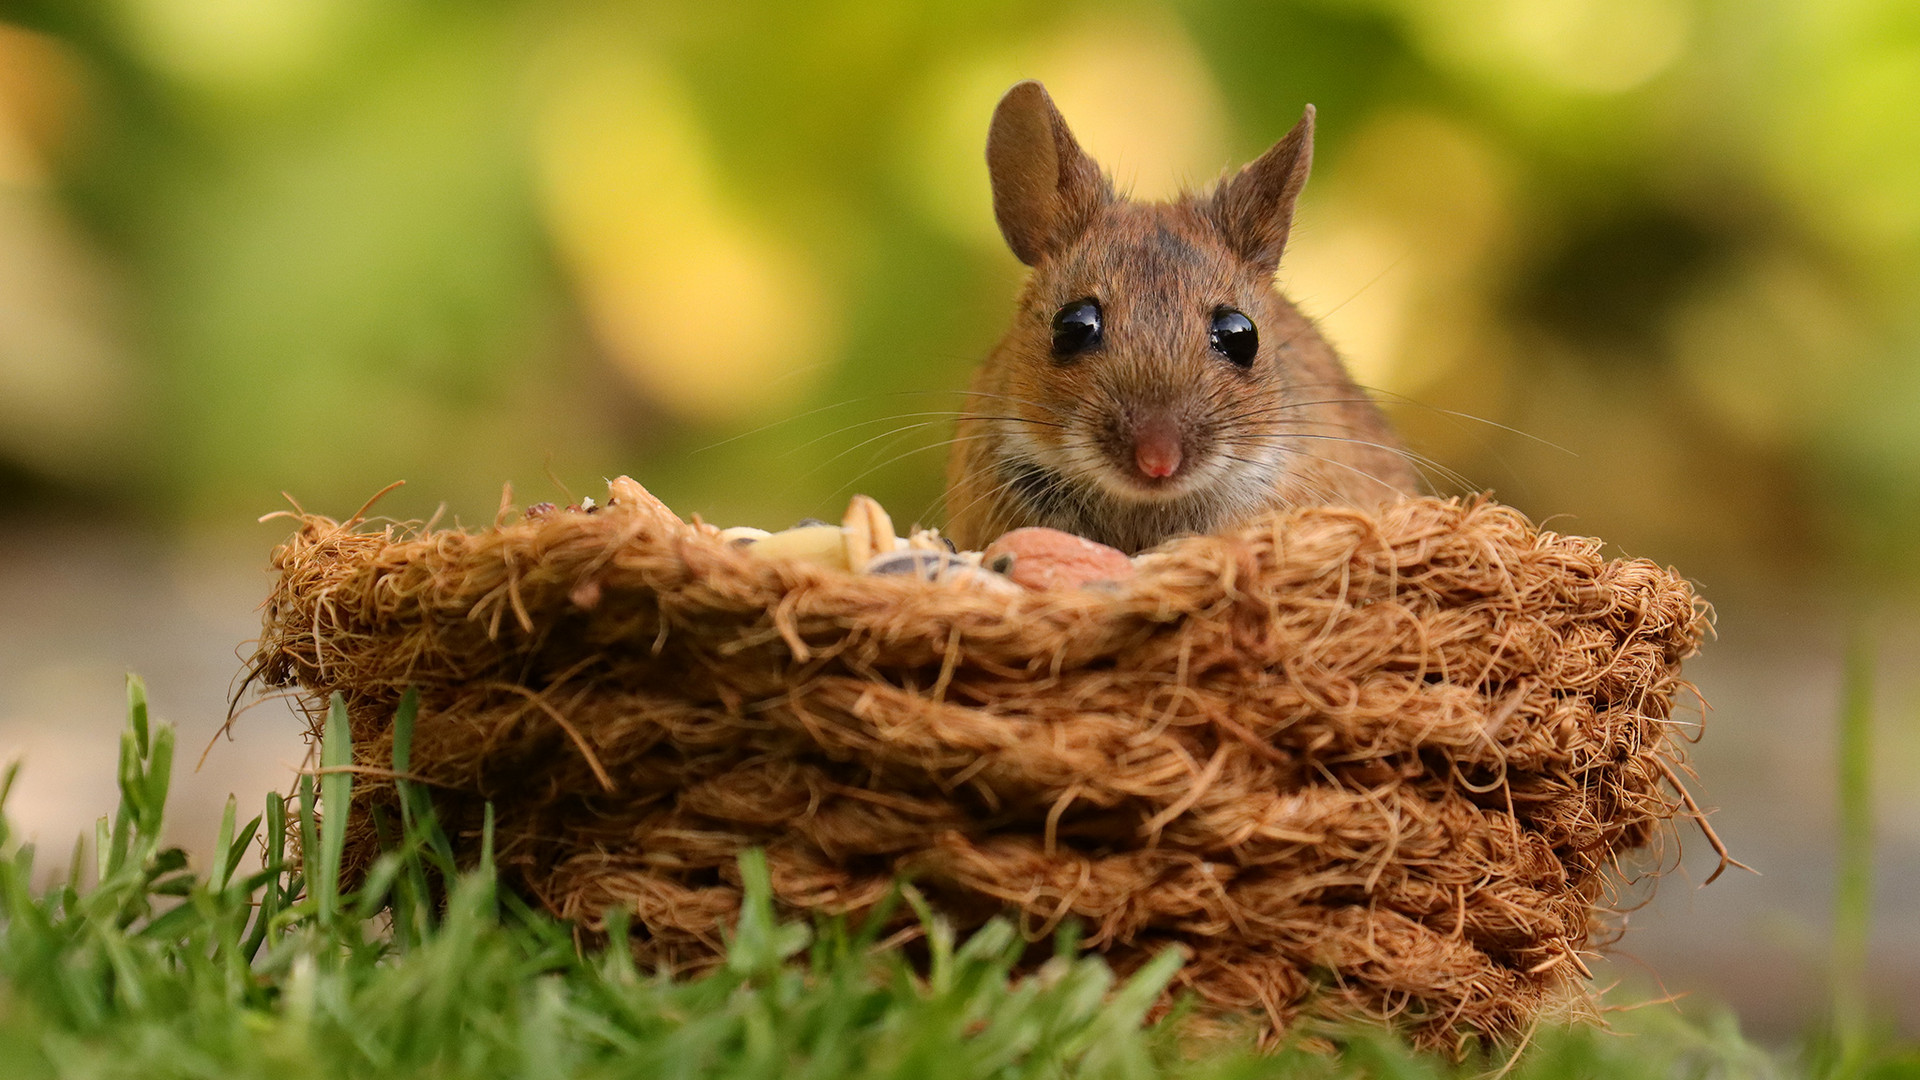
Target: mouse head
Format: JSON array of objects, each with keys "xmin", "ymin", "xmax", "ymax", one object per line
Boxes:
[{"xmin": 966, "ymin": 80, "xmax": 1324, "ymax": 548}]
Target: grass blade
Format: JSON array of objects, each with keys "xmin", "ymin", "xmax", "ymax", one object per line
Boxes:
[
  {"xmin": 297, "ymin": 773, "xmax": 318, "ymax": 909},
  {"xmin": 141, "ymin": 725, "xmax": 174, "ymax": 841},
  {"xmin": 126, "ymin": 674, "xmax": 149, "ymax": 760},
  {"xmin": 222, "ymin": 814, "xmax": 263, "ymax": 894},
  {"xmin": 244, "ymin": 794, "xmax": 286, "ymax": 962},
  {"xmin": 211, "ymin": 794, "xmax": 237, "ymax": 891},
  {"xmin": 108, "ymin": 732, "xmax": 137, "ymax": 874},
  {"xmin": 316, "ymin": 693, "xmax": 352, "ymax": 925}
]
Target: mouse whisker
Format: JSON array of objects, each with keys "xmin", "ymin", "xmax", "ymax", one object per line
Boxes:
[
  {"xmin": 1227, "ymin": 426, "xmax": 1469, "ymax": 466},
  {"xmin": 1249, "ymin": 380, "xmax": 1574, "ymax": 458},
  {"xmin": 819, "ymin": 432, "xmax": 1012, "ymax": 515},
  {"xmin": 952, "ymin": 414, "xmax": 1067, "ymax": 429},
  {"xmin": 1349, "ymin": 385, "xmax": 1576, "ymax": 456},
  {"xmin": 799, "ymin": 421, "xmax": 994, "ymax": 486},
  {"xmin": 1223, "ymin": 433, "xmax": 1478, "ymax": 493},
  {"xmin": 1262, "ymin": 445, "xmax": 1417, "ymax": 499},
  {"xmin": 886, "ymin": 385, "xmax": 1062, "ymax": 410},
  {"xmin": 943, "ymin": 458, "xmax": 1069, "ymax": 538},
  {"xmin": 954, "ymin": 390, "xmax": 1075, "ymax": 413},
  {"xmin": 795, "ymin": 411, "xmax": 1064, "ymax": 459},
  {"xmin": 1209, "ymin": 398, "xmax": 1402, "ymax": 426},
  {"xmin": 905, "ymin": 433, "xmax": 1049, "ymax": 527},
  {"xmin": 807, "ymin": 412, "xmax": 1072, "ymax": 479},
  {"xmin": 691, "ymin": 395, "xmax": 924, "ymax": 455},
  {"xmin": 691, "ymin": 390, "xmax": 1070, "ymax": 456}
]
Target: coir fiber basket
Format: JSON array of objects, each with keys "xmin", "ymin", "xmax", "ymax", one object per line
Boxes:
[{"xmin": 248, "ymin": 485, "xmax": 1716, "ymax": 1052}]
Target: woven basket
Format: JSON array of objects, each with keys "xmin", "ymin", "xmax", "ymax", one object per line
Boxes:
[{"xmin": 250, "ymin": 489, "xmax": 1711, "ymax": 1051}]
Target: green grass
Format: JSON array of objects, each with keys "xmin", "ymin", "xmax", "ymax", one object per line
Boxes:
[{"xmin": 0, "ymin": 678, "xmax": 1913, "ymax": 1079}]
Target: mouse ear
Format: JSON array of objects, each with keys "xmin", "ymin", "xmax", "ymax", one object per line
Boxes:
[
  {"xmin": 1208, "ymin": 105, "xmax": 1315, "ymax": 275},
  {"xmin": 986, "ymin": 81, "xmax": 1112, "ymax": 266}
]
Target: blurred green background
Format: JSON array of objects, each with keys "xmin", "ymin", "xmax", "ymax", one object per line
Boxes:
[
  {"xmin": 0, "ymin": 0, "xmax": 1914, "ymax": 584},
  {"xmin": 0, "ymin": 0, "xmax": 1916, "ymax": 1039}
]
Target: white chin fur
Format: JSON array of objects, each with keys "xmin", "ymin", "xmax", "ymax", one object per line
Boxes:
[
  {"xmin": 1085, "ymin": 464, "xmax": 1216, "ymax": 504},
  {"xmin": 1053, "ymin": 439, "xmax": 1239, "ymax": 506}
]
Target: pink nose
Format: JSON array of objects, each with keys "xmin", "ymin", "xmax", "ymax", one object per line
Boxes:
[{"xmin": 1132, "ymin": 416, "xmax": 1184, "ymax": 479}]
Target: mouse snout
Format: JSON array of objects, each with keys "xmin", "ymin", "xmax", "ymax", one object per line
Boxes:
[{"xmin": 1130, "ymin": 412, "xmax": 1185, "ymax": 480}]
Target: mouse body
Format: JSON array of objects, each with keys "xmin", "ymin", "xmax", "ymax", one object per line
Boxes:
[{"xmin": 944, "ymin": 81, "xmax": 1418, "ymax": 554}]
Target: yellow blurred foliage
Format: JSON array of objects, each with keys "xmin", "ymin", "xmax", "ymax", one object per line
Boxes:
[
  {"xmin": 533, "ymin": 37, "xmax": 838, "ymax": 424},
  {"xmin": 0, "ymin": 24, "xmax": 130, "ymax": 483},
  {"xmin": 1284, "ymin": 109, "xmax": 1517, "ymax": 398},
  {"xmin": 1670, "ymin": 252, "xmax": 1867, "ymax": 446},
  {"xmin": 1403, "ymin": 0, "xmax": 1693, "ymax": 95},
  {"xmin": 110, "ymin": 0, "xmax": 370, "ymax": 93},
  {"xmin": 907, "ymin": 7, "xmax": 1227, "ymax": 249},
  {"xmin": 0, "ymin": 23, "xmax": 85, "ymax": 187}
]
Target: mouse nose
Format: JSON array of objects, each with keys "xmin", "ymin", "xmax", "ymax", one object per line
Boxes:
[{"xmin": 1132, "ymin": 413, "xmax": 1184, "ymax": 479}]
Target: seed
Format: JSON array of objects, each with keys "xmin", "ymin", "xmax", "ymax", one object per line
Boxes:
[
  {"xmin": 982, "ymin": 528, "xmax": 1135, "ymax": 591},
  {"xmin": 864, "ymin": 549, "xmax": 1021, "ymax": 594},
  {"xmin": 605, "ymin": 475, "xmax": 679, "ymax": 529},
  {"xmin": 745, "ymin": 525, "xmax": 851, "ymax": 569},
  {"xmin": 842, "ymin": 494, "xmax": 899, "ymax": 569}
]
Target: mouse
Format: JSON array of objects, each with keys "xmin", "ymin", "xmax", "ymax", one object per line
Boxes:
[{"xmin": 943, "ymin": 80, "xmax": 1419, "ymax": 554}]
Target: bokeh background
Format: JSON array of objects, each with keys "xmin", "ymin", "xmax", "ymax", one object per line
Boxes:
[{"xmin": 1, "ymin": 0, "xmax": 1915, "ymax": 1039}]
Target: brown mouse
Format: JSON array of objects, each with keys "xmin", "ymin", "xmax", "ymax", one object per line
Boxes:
[{"xmin": 944, "ymin": 81, "xmax": 1419, "ymax": 554}]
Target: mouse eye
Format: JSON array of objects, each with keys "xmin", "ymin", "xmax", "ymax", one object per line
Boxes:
[
  {"xmin": 1209, "ymin": 307, "xmax": 1257, "ymax": 368},
  {"xmin": 1050, "ymin": 298, "xmax": 1103, "ymax": 359}
]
